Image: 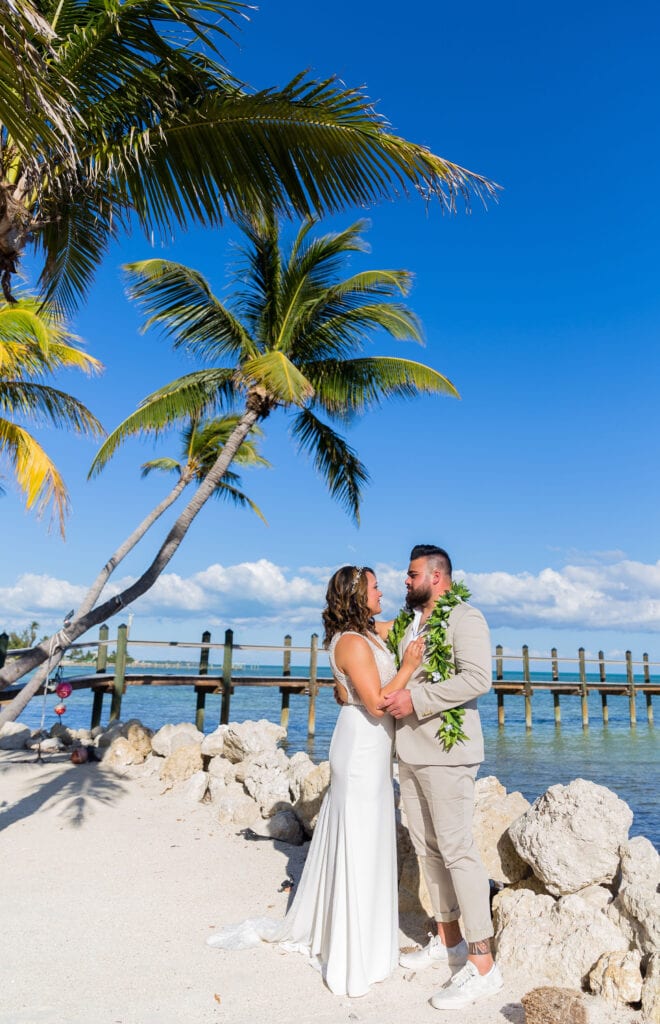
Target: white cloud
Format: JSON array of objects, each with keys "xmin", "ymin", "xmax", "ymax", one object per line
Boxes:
[
  {"xmin": 3, "ymin": 557, "xmax": 660, "ymax": 641},
  {"xmin": 461, "ymin": 559, "xmax": 660, "ymax": 631}
]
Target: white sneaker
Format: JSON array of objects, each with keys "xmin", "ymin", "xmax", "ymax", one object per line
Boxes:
[
  {"xmin": 430, "ymin": 961, "xmax": 504, "ymax": 1010},
  {"xmin": 399, "ymin": 933, "xmax": 468, "ymax": 970}
]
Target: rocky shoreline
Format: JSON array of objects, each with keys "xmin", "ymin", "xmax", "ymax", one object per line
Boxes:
[{"xmin": 2, "ymin": 716, "xmax": 658, "ymax": 1023}]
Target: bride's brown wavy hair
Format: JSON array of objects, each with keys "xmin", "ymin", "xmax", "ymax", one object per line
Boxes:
[{"xmin": 322, "ymin": 566, "xmax": 375, "ymax": 646}]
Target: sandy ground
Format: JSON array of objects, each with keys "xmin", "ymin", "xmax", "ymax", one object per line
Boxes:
[{"xmin": 0, "ymin": 750, "xmax": 641, "ymax": 1024}]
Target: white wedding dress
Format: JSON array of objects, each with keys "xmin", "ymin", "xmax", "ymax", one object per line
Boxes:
[{"xmin": 207, "ymin": 631, "xmax": 399, "ymax": 998}]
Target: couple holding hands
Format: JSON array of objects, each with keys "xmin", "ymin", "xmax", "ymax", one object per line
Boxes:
[{"xmin": 210, "ymin": 544, "xmax": 503, "ymax": 1011}]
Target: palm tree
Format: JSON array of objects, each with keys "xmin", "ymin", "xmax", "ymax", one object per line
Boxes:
[
  {"xmin": 0, "ymin": 412, "xmax": 267, "ymax": 724},
  {"xmin": 0, "ymin": 295, "xmax": 103, "ymax": 533},
  {"xmin": 0, "ymin": 215, "xmax": 458, "ymax": 693},
  {"xmin": 140, "ymin": 414, "xmax": 269, "ymax": 524},
  {"xmin": 0, "ymin": 0, "xmax": 497, "ymax": 310}
]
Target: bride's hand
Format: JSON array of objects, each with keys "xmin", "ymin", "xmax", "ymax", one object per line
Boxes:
[{"xmin": 402, "ymin": 637, "xmax": 425, "ymax": 669}]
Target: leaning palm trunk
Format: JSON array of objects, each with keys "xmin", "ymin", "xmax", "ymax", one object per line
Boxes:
[
  {"xmin": 0, "ymin": 405, "xmax": 259, "ymax": 715},
  {"xmin": 0, "ymin": 470, "xmax": 192, "ymax": 724}
]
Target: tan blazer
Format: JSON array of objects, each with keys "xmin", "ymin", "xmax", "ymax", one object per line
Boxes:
[{"xmin": 395, "ymin": 602, "xmax": 492, "ymax": 767}]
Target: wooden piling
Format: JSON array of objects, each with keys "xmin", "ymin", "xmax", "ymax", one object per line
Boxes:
[
  {"xmin": 0, "ymin": 631, "xmax": 8, "ymax": 670},
  {"xmin": 307, "ymin": 633, "xmax": 319, "ymax": 736},
  {"xmin": 643, "ymin": 652, "xmax": 653, "ymax": 725},
  {"xmin": 598, "ymin": 650, "xmax": 608, "ymax": 724},
  {"xmin": 221, "ymin": 628, "xmax": 233, "ymax": 725},
  {"xmin": 495, "ymin": 644, "xmax": 505, "ymax": 725},
  {"xmin": 626, "ymin": 650, "xmax": 637, "ymax": 726},
  {"xmin": 91, "ymin": 624, "xmax": 109, "ymax": 728},
  {"xmin": 280, "ymin": 634, "xmax": 292, "ymax": 728},
  {"xmin": 579, "ymin": 647, "xmax": 589, "ymax": 728},
  {"xmin": 551, "ymin": 648, "xmax": 561, "ymax": 724},
  {"xmin": 110, "ymin": 624, "xmax": 127, "ymax": 722},
  {"xmin": 195, "ymin": 630, "xmax": 211, "ymax": 732},
  {"xmin": 523, "ymin": 645, "xmax": 532, "ymax": 729}
]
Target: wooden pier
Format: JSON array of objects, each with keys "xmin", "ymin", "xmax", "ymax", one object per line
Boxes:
[{"xmin": 1, "ymin": 628, "xmax": 658, "ymax": 735}]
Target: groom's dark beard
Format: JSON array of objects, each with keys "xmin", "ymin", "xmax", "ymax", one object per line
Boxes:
[{"xmin": 405, "ymin": 583, "xmax": 432, "ymax": 611}]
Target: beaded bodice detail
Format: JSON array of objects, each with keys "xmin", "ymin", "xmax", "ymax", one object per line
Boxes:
[{"xmin": 328, "ymin": 631, "xmax": 397, "ymax": 706}]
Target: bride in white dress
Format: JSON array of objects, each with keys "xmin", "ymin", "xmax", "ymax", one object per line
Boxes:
[{"xmin": 207, "ymin": 565, "xmax": 424, "ymax": 998}]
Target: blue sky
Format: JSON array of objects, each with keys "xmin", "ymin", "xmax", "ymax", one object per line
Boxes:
[{"xmin": 3, "ymin": 0, "xmax": 660, "ymax": 673}]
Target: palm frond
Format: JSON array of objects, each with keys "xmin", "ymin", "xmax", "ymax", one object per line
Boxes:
[
  {"xmin": 240, "ymin": 352, "xmax": 314, "ymax": 406},
  {"xmin": 0, "ymin": 381, "xmax": 105, "ymax": 435},
  {"xmin": 140, "ymin": 457, "xmax": 182, "ymax": 478},
  {"xmin": 211, "ymin": 480, "xmax": 267, "ymax": 524},
  {"xmin": 291, "ymin": 408, "xmax": 369, "ymax": 523},
  {"xmin": 88, "ymin": 368, "xmax": 236, "ymax": 476},
  {"xmin": 306, "ymin": 356, "xmax": 459, "ymax": 418},
  {"xmin": 0, "ymin": 417, "xmax": 70, "ymax": 534},
  {"xmin": 123, "ymin": 259, "xmax": 256, "ymax": 361}
]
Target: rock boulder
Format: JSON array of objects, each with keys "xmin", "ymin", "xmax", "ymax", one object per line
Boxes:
[{"xmin": 508, "ymin": 779, "xmax": 632, "ymax": 896}]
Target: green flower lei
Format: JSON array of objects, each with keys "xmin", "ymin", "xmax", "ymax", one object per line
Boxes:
[{"xmin": 386, "ymin": 581, "xmax": 471, "ymax": 751}]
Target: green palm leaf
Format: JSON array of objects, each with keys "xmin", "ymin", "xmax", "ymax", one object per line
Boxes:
[
  {"xmin": 305, "ymin": 357, "xmax": 459, "ymax": 418},
  {"xmin": 291, "ymin": 408, "xmax": 369, "ymax": 523},
  {"xmin": 240, "ymin": 352, "xmax": 315, "ymax": 406}
]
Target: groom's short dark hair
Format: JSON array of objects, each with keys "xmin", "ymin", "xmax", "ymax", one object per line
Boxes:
[{"xmin": 410, "ymin": 544, "xmax": 452, "ymax": 577}]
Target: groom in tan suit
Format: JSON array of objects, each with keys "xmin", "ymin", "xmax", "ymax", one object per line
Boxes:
[{"xmin": 382, "ymin": 544, "xmax": 503, "ymax": 1011}]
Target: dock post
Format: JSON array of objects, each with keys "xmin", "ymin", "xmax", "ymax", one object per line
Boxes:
[
  {"xmin": 598, "ymin": 650, "xmax": 608, "ymax": 724},
  {"xmin": 280, "ymin": 634, "xmax": 292, "ymax": 729},
  {"xmin": 643, "ymin": 653, "xmax": 653, "ymax": 725},
  {"xmin": 110, "ymin": 624, "xmax": 127, "ymax": 722},
  {"xmin": 221, "ymin": 629, "xmax": 233, "ymax": 725},
  {"xmin": 523, "ymin": 645, "xmax": 532, "ymax": 729},
  {"xmin": 307, "ymin": 633, "xmax": 319, "ymax": 737},
  {"xmin": 0, "ymin": 631, "xmax": 7, "ymax": 669},
  {"xmin": 626, "ymin": 650, "xmax": 637, "ymax": 726},
  {"xmin": 552, "ymin": 648, "xmax": 560, "ymax": 725},
  {"xmin": 495, "ymin": 644, "xmax": 505, "ymax": 727},
  {"xmin": 195, "ymin": 630, "xmax": 211, "ymax": 732},
  {"xmin": 91, "ymin": 624, "xmax": 109, "ymax": 728},
  {"xmin": 579, "ymin": 647, "xmax": 588, "ymax": 728}
]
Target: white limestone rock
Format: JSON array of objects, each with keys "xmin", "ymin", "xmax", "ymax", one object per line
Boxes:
[
  {"xmin": 151, "ymin": 722, "xmax": 204, "ymax": 757},
  {"xmin": 208, "ymin": 757, "xmax": 236, "ymax": 784},
  {"xmin": 221, "ymin": 719, "xmax": 286, "ymax": 763},
  {"xmin": 609, "ymin": 836, "xmax": 660, "ymax": 955},
  {"xmin": 201, "ymin": 726, "xmax": 229, "ymax": 758},
  {"xmin": 493, "ymin": 886, "xmax": 629, "ymax": 987},
  {"xmin": 508, "ymin": 779, "xmax": 633, "ymax": 895},
  {"xmin": 216, "ymin": 782, "xmax": 260, "ymax": 828},
  {"xmin": 124, "ymin": 722, "xmax": 153, "ymax": 760},
  {"xmin": 26, "ymin": 736, "xmax": 61, "ymax": 754},
  {"xmin": 287, "ymin": 751, "xmax": 316, "ymax": 803},
  {"xmin": 293, "ymin": 760, "xmax": 330, "ymax": 835},
  {"xmin": 0, "ymin": 722, "xmax": 30, "ymax": 749},
  {"xmin": 473, "ymin": 775, "xmax": 532, "ymax": 884},
  {"xmin": 642, "ymin": 953, "xmax": 660, "ymax": 1024},
  {"xmin": 241, "ymin": 748, "xmax": 292, "ymax": 816},
  {"xmin": 159, "ymin": 743, "xmax": 203, "ymax": 785},
  {"xmin": 102, "ymin": 736, "xmax": 144, "ymax": 772},
  {"xmin": 184, "ymin": 770, "xmax": 209, "ymax": 803},
  {"xmin": 589, "ymin": 950, "xmax": 643, "ymax": 1005}
]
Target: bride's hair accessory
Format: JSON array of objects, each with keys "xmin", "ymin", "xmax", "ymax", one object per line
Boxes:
[{"xmin": 350, "ymin": 567, "xmax": 364, "ymax": 594}]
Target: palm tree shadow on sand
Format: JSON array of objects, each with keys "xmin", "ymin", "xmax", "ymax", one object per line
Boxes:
[{"xmin": 0, "ymin": 754, "xmax": 126, "ymax": 831}]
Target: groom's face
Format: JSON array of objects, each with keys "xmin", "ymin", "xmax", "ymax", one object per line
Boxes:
[{"xmin": 405, "ymin": 558, "xmax": 433, "ymax": 609}]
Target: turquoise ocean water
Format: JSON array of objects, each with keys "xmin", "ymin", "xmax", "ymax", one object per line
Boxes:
[{"xmin": 15, "ymin": 664, "xmax": 659, "ymax": 849}]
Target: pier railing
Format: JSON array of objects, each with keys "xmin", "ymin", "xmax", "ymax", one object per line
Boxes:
[{"xmin": 1, "ymin": 628, "xmax": 657, "ymax": 734}]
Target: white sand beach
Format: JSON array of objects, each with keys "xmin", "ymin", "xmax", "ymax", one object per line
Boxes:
[{"xmin": 1, "ymin": 750, "xmax": 642, "ymax": 1024}]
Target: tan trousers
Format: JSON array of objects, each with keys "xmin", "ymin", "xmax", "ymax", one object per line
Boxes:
[{"xmin": 399, "ymin": 762, "xmax": 494, "ymax": 942}]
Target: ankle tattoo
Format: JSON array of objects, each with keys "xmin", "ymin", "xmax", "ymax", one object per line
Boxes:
[{"xmin": 468, "ymin": 939, "xmax": 491, "ymax": 956}]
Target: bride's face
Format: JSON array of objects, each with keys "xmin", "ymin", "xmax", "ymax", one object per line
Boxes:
[{"xmin": 365, "ymin": 571, "xmax": 382, "ymax": 616}]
